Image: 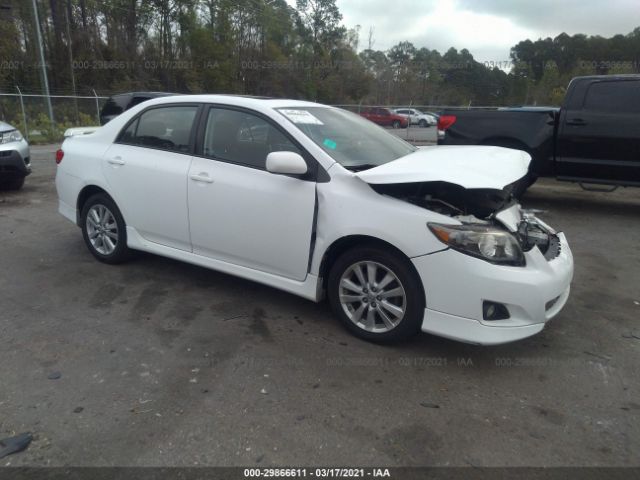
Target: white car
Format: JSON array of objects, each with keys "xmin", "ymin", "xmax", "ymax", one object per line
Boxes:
[
  {"xmin": 394, "ymin": 108, "xmax": 437, "ymax": 127},
  {"xmin": 55, "ymin": 95, "xmax": 573, "ymax": 345}
]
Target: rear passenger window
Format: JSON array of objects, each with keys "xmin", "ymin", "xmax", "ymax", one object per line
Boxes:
[
  {"xmin": 202, "ymin": 108, "xmax": 301, "ymax": 169},
  {"xmin": 120, "ymin": 105, "xmax": 198, "ymax": 153},
  {"xmin": 583, "ymin": 81, "xmax": 640, "ymax": 113}
]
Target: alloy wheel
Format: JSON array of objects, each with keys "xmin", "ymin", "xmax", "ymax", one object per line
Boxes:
[
  {"xmin": 338, "ymin": 261, "xmax": 407, "ymax": 333},
  {"xmin": 86, "ymin": 204, "xmax": 118, "ymax": 255}
]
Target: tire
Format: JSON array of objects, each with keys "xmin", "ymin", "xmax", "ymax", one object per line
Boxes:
[
  {"xmin": 327, "ymin": 245, "xmax": 425, "ymax": 343},
  {"xmin": 392, "ymin": 120, "xmax": 401, "ymax": 129},
  {"xmin": 0, "ymin": 176, "xmax": 25, "ymax": 190},
  {"xmin": 419, "ymin": 119, "xmax": 427, "ymax": 128},
  {"xmin": 80, "ymin": 193, "xmax": 132, "ymax": 264}
]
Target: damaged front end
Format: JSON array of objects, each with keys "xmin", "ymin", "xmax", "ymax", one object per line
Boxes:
[
  {"xmin": 371, "ymin": 180, "xmax": 560, "ymax": 264},
  {"xmin": 355, "ymin": 145, "xmax": 560, "ymax": 263}
]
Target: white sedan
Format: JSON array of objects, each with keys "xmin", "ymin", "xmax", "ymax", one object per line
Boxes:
[
  {"xmin": 55, "ymin": 95, "xmax": 573, "ymax": 345},
  {"xmin": 394, "ymin": 108, "xmax": 437, "ymax": 127}
]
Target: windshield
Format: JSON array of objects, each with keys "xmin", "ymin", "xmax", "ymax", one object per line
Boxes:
[{"xmin": 277, "ymin": 107, "xmax": 416, "ymax": 170}]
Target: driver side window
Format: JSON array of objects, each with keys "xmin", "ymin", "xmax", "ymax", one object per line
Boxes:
[
  {"xmin": 202, "ymin": 108, "xmax": 302, "ymax": 169},
  {"xmin": 121, "ymin": 105, "xmax": 198, "ymax": 153}
]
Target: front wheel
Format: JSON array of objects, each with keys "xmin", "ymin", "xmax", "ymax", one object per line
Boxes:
[
  {"xmin": 80, "ymin": 193, "xmax": 132, "ymax": 264},
  {"xmin": 419, "ymin": 119, "xmax": 427, "ymax": 128},
  {"xmin": 392, "ymin": 120, "xmax": 401, "ymax": 129},
  {"xmin": 328, "ymin": 246, "xmax": 425, "ymax": 343}
]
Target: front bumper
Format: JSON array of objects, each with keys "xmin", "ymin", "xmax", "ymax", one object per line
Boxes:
[
  {"xmin": 0, "ymin": 139, "xmax": 31, "ymax": 178},
  {"xmin": 412, "ymin": 232, "xmax": 573, "ymax": 345}
]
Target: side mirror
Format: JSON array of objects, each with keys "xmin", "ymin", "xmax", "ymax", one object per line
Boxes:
[{"xmin": 266, "ymin": 151, "xmax": 308, "ymax": 175}]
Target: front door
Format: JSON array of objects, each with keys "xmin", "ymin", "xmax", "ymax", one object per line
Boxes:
[{"xmin": 187, "ymin": 107, "xmax": 316, "ymax": 281}]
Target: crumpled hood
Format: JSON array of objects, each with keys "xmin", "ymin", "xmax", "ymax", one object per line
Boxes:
[{"xmin": 356, "ymin": 145, "xmax": 530, "ymax": 190}]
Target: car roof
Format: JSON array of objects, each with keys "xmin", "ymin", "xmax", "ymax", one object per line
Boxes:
[
  {"xmin": 572, "ymin": 74, "xmax": 640, "ymax": 81},
  {"xmin": 138, "ymin": 94, "xmax": 329, "ymax": 111}
]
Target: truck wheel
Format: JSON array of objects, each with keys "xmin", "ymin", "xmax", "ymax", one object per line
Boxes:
[
  {"xmin": 327, "ymin": 245, "xmax": 424, "ymax": 343},
  {"xmin": 0, "ymin": 177, "xmax": 25, "ymax": 191}
]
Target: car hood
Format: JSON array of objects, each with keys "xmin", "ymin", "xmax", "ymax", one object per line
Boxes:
[
  {"xmin": 355, "ymin": 145, "xmax": 530, "ymax": 190},
  {"xmin": 0, "ymin": 121, "xmax": 16, "ymax": 133}
]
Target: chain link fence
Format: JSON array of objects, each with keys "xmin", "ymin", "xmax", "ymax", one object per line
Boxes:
[
  {"xmin": 0, "ymin": 89, "xmax": 108, "ymax": 143},
  {"xmin": 0, "ymin": 88, "xmax": 505, "ymax": 144}
]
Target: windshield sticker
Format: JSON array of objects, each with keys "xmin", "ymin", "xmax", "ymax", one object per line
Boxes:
[
  {"xmin": 323, "ymin": 138, "xmax": 337, "ymax": 150},
  {"xmin": 280, "ymin": 109, "xmax": 324, "ymax": 125}
]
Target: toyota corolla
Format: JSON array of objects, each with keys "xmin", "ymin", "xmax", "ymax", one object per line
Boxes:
[{"xmin": 55, "ymin": 95, "xmax": 573, "ymax": 345}]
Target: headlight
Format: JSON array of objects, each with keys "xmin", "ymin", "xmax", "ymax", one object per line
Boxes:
[
  {"xmin": 428, "ymin": 223, "xmax": 525, "ymax": 266},
  {"xmin": 0, "ymin": 130, "xmax": 23, "ymax": 144}
]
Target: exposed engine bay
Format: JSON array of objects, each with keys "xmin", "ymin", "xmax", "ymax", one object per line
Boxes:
[
  {"xmin": 372, "ymin": 180, "xmax": 560, "ymax": 259},
  {"xmin": 370, "ymin": 180, "xmax": 518, "ymax": 219}
]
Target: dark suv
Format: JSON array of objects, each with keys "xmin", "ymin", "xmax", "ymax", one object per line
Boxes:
[{"xmin": 100, "ymin": 92, "xmax": 175, "ymax": 125}]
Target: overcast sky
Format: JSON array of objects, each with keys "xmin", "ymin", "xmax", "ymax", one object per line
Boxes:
[{"xmin": 330, "ymin": 0, "xmax": 640, "ymax": 62}]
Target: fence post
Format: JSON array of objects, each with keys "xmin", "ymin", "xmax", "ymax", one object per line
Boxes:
[
  {"xmin": 407, "ymin": 99, "xmax": 413, "ymax": 140},
  {"xmin": 92, "ymin": 89, "xmax": 100, "ymax": 124},
  {"xmin": 16, "ymin": 86, "xmax": 28, "ymax": 141}
]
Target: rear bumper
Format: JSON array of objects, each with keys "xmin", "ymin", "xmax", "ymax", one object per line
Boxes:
[
  {"xmin": 0, "ymin": 140, "xmax": 31, "ymax": 178},
  {"xmin": 412, "ymin": 232, "xmax": 574, "ymax": 345}
]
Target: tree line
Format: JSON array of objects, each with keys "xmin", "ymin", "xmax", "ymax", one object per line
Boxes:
[{"xmin": 0, "ymin": 0, "xmax": 639, "ymax": 107}]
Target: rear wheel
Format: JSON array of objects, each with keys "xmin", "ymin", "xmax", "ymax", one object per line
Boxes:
[
  {"xmin": 80, "ymin": 193, "xmax": 132, "ymax": 264},
  {"xmin": 328, "ymin": 246, "xmax": 424, "ymax": 343},
  {"xmin": 419, "ymin": 119, "xmax": 427, "ymax": 128}
]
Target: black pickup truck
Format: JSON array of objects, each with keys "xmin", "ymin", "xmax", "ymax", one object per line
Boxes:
[{"xmin": 437, "ymin": 75, "xmax": 640, "ymax": 191}]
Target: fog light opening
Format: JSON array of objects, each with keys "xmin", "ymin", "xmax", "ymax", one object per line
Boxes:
[{"xmin": 483, "ymin": 301, "xmax": 510, "ymax": 321}]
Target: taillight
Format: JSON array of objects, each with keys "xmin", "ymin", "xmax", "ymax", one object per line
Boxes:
[
  {"xmin": 437, "ymin": 115, "xmax": 457, "ymax": 131},
  {"xmin": 55, "ymin": 149, "xmax": 64, "ymax": 164}
]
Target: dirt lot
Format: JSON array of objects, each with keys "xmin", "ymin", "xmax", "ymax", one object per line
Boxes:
[{"xmin": 1, "ymin": 145, "xmax": 639, "ymax": 467}]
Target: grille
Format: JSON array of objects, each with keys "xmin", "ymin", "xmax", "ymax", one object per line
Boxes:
[{"xmin": 543, "ymin": 234, "xmax": 561, "ymax": 261}]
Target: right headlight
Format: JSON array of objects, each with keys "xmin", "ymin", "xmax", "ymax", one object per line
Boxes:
[
  {"xmin": 0, "ymin": 129, "xmax": 23, "ymax": 144},
  {"xmin": 428, "ymin": 223, "xmax": 525, "ymax": 266}
]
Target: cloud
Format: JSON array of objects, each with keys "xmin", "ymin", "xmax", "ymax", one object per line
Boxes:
[{"xmin": 335, "ymin": 0, "xmax": 639, "ymax": 62}]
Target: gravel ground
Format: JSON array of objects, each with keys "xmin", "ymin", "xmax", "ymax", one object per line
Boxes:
[{"xmin": 0, "ymin": 144, "xmax": 639, "ymax": 467}]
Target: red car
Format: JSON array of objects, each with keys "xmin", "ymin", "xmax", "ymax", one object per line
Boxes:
[{"xmin": 359, "ymin": 107, "xmax": 409, "ymax": 129}]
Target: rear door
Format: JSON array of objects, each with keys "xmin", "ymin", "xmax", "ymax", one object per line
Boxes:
[
  {"xmin": 103, "ymin": 104, "xmax": 200, "ymax": 251},
  {"xmin": 556, "ymin": 79, "xmax": 640, "ymax": 185}
]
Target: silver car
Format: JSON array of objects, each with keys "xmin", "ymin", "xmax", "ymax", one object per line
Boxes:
[{"xmin": 0, "ymin": 121, "xmax": 30, "ymax": 190}]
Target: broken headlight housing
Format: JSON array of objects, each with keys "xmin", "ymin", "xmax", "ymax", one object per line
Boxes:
[{"xmin": 428, "ymin": 223, "xmax": 525, "ymax": 266}]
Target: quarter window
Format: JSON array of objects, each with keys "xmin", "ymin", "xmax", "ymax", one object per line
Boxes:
[
  {"xmin": 202, "ymin": 108, "xmax": 302, "ymax": 169},
  {"xmin": 121, "ymin": 105, "xmax": 198, "ymax": 153}
]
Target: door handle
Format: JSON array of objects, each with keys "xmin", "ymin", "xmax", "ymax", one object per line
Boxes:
[
  {"xmin": 108, "ymin": 157, "xmax": 125, "ymax": 165},
  {"xmin": 566, "ymin": 118, "xmax": 587, "ymax": 126},
  {"xmin": 190, "ymin": 173, "xmax": 214, "ymax": 184}
]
